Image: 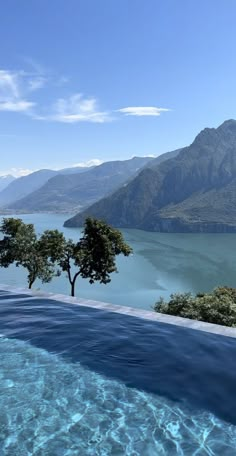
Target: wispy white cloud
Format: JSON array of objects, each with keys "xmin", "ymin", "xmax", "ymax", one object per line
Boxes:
[
  {"xmin": 0, "ymin": 70, "xmax": 33, "ymax": 112},
  {"xmin": 0, "ymin": 65, "xmax": 171, "ymax": 123},
  {"xmin": 28, "ymin": 76, "xmax": 47, "ymax": 91},
  {"xmin": 21, "ymin": 57, "xmax": 47, "ymax": 75},
  {"xmin": 55, "ymin": 76, "xmax": 70, "ymax": 87},
  {"xmin": 0, "ymin": 167, "xmax": 34, "ymax": 177},
  {"xmin": 117, "ymin": 106, "xmax": 170, "ymax": 116},
  {"xmin": 22, "ymin": 57, "xmax": 69, "ymax": 87},
  {"xmin": 132, "ymin": 154, "xmax": 156, "ymax": 158},
  {"xmin": 72, "ymin": 159, "xmax": 103, "ymax": 168},
  {"xmin": 0, "ymin": 70, "xmax": 19, "ymax": 97},
  {"xmin": 1, "ymin": 160, "xmax": 102, "ymax": 176},
  {"xmin": 0, "ymin": 69, "xmax": 35, "ymax": 113},
  {"xmin": 0, "ymin": 62, "xmax": 50, "ymax": 114},
  {"xmin": 37, "ymin": 93, "xmax": 111, "ymax": 123},
  {"xmin": 0, "ymin": 100, "xmax": 34, "ymax": 112}
]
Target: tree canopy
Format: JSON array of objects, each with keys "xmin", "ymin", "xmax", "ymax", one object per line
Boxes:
[
  {"xmin": 41, "ymin": 217, "xmax": 132, "ymax": 296},
  {"xmin": 0, "ymin": 218, "xmax": 60, "ymax": 288},
  {"xmin": 154, "ymin": 287, "xmax": 236, "ymax": 327},
  {"xmin": 0, "ymin": 217, "xmax": 132, "ymax": 296}
]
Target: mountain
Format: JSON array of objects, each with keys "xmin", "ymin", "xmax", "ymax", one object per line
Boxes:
[
  {"xmin": 0, "ymin": 169, "xmax": 59, "ymax": 207},
  {"xmin": 57, "ymin": 165, "xmax": 96, "ymax": 175},
  {"xmin": 144, "ymin": 148, "xmax": 182, "ymax": 168},
  {"xmin": 0, "ymin": 165, "xmax": 96, "ymax": 208},
  {"xmin": 7, "ymin": 157, "xmax": 154, "ymax": 212},
  {"xmin": 64, "ymin": 120, "xmax": 236, "ymax": 233},
  {"xmin": 0, "ymin": 175, "xmax": 15, "ymax": 192}
]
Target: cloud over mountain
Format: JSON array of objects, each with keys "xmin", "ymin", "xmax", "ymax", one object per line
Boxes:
[{"xmin": 117, "ymin": 107, "xmax": 170, "ymax": 116}]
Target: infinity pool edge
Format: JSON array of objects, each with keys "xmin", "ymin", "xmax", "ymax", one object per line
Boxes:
[{"xmin": 1, "ymin": 283, "xmax": 236, "ymax": 339}]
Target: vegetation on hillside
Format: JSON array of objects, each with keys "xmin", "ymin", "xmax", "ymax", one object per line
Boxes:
[
  {"xmin": 154, "ymin": 287, "xmax": 236, "ymax": 327},
  {"xmin": 0, "ymin": 217, "xmax": 132, "ymax": 296}
]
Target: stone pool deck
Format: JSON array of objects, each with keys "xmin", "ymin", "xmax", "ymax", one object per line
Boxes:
[{"xmin": 1, "ymin": 283, "xmax": 236, "ymax": 339}]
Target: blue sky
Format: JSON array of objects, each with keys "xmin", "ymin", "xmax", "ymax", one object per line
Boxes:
[{"xmin": 0, "ymin": 0, "xmax": 236, "ymax": 176}]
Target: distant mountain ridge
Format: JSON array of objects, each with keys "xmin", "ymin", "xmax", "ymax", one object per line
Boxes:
[
  {"xmin": 0, "ymin": 170, "xmax": 58, "ymax": 206},
  {"xmin": 0, "ymin": 175, "xmax": 15, "ymax": 192},
  {"xmin": 64, "ymin": 120, "xmax": 236, "ymax": 232},
  {"xmin": 144, "ymin": 148, "xmax": 182, "ymax": 168},
  {"xmin": 0, "ymin": 165, "xmax": 97, "ymax": 208},
  {"xmin": 7, "ymin": 157, "xmax": 154, "ymax": 212}
]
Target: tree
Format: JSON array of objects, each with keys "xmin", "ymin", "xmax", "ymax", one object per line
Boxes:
[
  {"xmin": 0, "ymin": 218, "xmax": 60, "ymax": 289},
  {"xmin": 0, "ymin": 217, "xmax": 132, "ymax": 296},
  {"xmin": 42, "ymin": 217, "xmax": 132, "ymax": 296},
  {"xmin": 154, "ymin": 287, "xmax": 236, "ymax": 327}
]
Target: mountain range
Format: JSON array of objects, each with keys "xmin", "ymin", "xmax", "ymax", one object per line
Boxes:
[
  {"xmin": 0, "ymin": 157, "xmax": 160, "ymax": 212},
  {"xmin": 0, "ymin": 175, "xmax": 15, "ymax": 193},
  {"xmin": 64, "ymin": 120, "xmax": 236, "ymax": 233},
  {"xmin": 0, "ymin": 165, "xmax": 96, "ymax": 208}
]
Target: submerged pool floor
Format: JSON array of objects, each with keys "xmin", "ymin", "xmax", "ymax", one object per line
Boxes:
[{"xmin": 0, "ymin": 290, "xmax": 236, "ymax": 455}]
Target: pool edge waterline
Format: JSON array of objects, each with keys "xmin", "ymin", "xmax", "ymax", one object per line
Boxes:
[{"xmin": 1, "ymin": 283, "xmax": 236, "ymax": 339}]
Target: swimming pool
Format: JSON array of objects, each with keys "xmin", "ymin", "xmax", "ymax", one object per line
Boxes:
[{"xmin": 0, "ymin": 288, "xmax": 236, "ymax": 455}]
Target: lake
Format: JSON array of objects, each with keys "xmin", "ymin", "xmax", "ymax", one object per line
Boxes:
[{"xmin": 0, "ymin": 213, "xmax": 236, "ymax": 310}]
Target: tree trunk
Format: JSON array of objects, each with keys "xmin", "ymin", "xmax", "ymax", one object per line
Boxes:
[
  {"xmin": 28, "ymin": 281, "xmax": 33, "ymax": 289},
  {"xmin": 70, "ymin": 272, "xmax": 80, "ymax": 297},
  {"xmin": 71, "ymin": 280, "xmax": 75, "ymax": 297}
]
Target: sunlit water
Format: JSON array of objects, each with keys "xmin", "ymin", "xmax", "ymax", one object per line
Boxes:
[
  {"xmin": 1, "ymin": 291, "xmax": 236, "ymax": 455},
  {"xmin": 2, "ymin": 337, "xmax": 236, "ymax": 456},
  {"xmin": 1, "ymin": 213, "xmax": 236, "ymax": 309}
]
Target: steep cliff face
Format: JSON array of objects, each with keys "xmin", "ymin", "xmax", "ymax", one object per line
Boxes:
[{"xmin": 65, "ymin": 120, "xmax": 236, "ymax": 232}]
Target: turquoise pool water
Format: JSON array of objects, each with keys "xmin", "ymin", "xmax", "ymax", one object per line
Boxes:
[
  {"xmin": 0, "ymin": 291, "xmax": 236, "ymax": 455},
  {"xmin": 2, "ymin": 337, "xmax": 236, "ymax": 456}
]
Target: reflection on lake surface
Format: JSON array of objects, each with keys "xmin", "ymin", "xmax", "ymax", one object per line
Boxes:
[{"xmin": 1, "ymin": 213, "xmax": 236, "ymax": 310}]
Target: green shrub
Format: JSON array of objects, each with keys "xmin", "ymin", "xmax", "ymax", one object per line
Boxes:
[{"xmin": 154, "ymin": 287, "xmax": 236, "ymax": 327}]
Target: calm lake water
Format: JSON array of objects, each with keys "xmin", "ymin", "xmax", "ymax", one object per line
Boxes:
[{"xmin": 1, "ymin": 213, "xmax": 236, "ymax": 310}]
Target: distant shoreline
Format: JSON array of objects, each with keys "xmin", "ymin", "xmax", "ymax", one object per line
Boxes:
[{"xmin": 0, "ymin": 210, "xmax": 79, "ymax": 216}]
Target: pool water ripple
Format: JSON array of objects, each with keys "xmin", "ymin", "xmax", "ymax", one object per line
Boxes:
[
  {"xmin": 0, "ymin": 291, "xmax": 236, "ymax": 454},
  {"xmin": 1, "ymin": 337, "xmax": 236, "ymax": 456}
]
